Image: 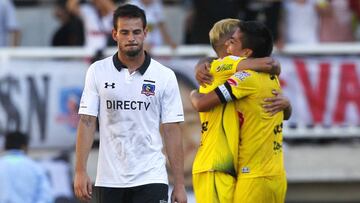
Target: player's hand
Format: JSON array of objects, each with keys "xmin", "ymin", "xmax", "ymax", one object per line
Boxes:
[
  {"xmin": 195, "ymin": 62, "xmax": 212, "ymax": 87},
  {"xmin": 74, "ymin": 171, "xmax": 93, "ymax": 202},
  {"xmin": 171, "ymin": 184, "xmax": 187, "ymax": 203},
  {"xmin": 270, "ymin": 58, "xmax": 281, "ymax": 75},
  {"xmin": 263, "ymin": 90, "xmax": 290, "ymax": 116}
]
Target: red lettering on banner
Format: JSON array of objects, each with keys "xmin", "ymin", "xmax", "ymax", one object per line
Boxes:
[
  {"xmin": 295, "ymin": 60, "xmax": 330, "ymax": 123},
  {"xmin": 333, "ymin": 63, "xmax": 360, "ymax": 124}
]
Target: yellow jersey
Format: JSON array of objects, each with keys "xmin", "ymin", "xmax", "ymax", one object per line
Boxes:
[
  {"xmin": 215, "ymin": 70, "xmax": 285, "ymax": 178},
  {"xmin": 192, "ymin": 56, "xmax": 245, "ymax": 176}
]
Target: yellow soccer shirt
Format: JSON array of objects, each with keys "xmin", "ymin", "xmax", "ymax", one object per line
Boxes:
[
  {"xmin": 192, "ymin": 56, "xmax": 245, "ymax": 176},
  {"xmin": 215, "ymin": 70, "xmax": 285, "ymax": 178}
]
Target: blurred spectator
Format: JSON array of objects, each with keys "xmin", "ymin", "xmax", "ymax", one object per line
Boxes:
[
  {"xmin": 129, "ymin": 0, "xmax": 177, "ymax": 51},
  {"xmin": 0, "ymin": 0, "xmax": 21, "ymax": 46},
  {"xmin": 184, "ymin": 0, "xmax": 241, "ymax": 44},
  {"xmin": 350, "ymin": 0, "xmax": 360, "ymax": 21},
  {"xmin": 350, "ymin": 0, "xmax": 360, "ymax": 40},
  {"xmin": 318, "ymin": 0, "xmax": 354, "ymax": 42},
  {"xmin": 67, "ymin": 0, "xmax": 116, "ymax": 50},
  {"xmin": 52, "ymin": 0, "xmax": 85, "ymax": 46},
  {"xmin": 240, "ymin": 0, "xmax": 282, "ymax": 46},
  {"xmin": 0, "ymin": 131, "xmax": 54, "ymax": 203},
  {"xmin": 279, "ymin": 0, "xmax": 319, "ymax": 47}
]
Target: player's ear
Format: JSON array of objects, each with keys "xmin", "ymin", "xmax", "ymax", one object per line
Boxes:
[
  {"xmin": 112, "ymin": 28, "xmax": 117, "ymax": 42},
  {"xmin": 225, "ymin": 38, "xmax": 232, "ymax": 46},
  {"xmin": 225, "ymin": 39, "xmax": 233, "ymax": 54},
  {"xmin": 243, "ymin": 48, "xmax": 253, "ymax": 57},
  {"xmin": 144, "ymin": 26, "xmax": 148, "ymax": 38}
]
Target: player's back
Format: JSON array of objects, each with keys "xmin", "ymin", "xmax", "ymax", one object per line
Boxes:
[
  {"xmin": 192, "ymin": 56, "xmax": 244, "ymax": 176},
  {"xmin": 234, "ymin": 70, "xmax": 285, "ymax": 178}
]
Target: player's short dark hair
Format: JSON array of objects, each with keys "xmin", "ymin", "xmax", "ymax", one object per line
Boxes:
[
  {"xmin": 55, "ymin": 0, "xmax": 67, "ymax": 8},
  {"xmin": 238, "ymin": 21, "xmax": 273, "ymax": 58},
  {"xmin": 113, "ymin": 4, "xmax": 147, "ymax": 29},
  {"xmin": 4, "ymin": 131, "xmax": 29, "ymax": 150}
]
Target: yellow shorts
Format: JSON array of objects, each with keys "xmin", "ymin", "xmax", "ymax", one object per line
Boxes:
[
  {"xmin": 233, "ymin": 175, "xmax": 287, "ymax": 203},
  {"xmin": 193, "ymin": 171, "xmax": 236, "ymax": 203}
]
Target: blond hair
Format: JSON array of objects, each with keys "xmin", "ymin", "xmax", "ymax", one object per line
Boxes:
[{"xmin": 209, "ymin": 18, "xmax": 240, "ymax": 53}]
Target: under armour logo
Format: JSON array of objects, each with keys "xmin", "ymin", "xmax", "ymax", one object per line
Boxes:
[{"xmin": 105, "ymin": 82, "xmax": 115, "ymax": 88}]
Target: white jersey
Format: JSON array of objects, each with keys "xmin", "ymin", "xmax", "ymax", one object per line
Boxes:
[
  {"xmin": 79, "ymin": 52, "xmax": 184, "ymax": 187},
  {"xmin": 284, "ymin": 0, "xmax": 319, "ymax": 44},
  {"xmin": 80, "ymin": 4, "xmax": 113, "ymax": 50}
]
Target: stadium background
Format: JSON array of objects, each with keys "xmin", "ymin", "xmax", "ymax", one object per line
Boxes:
[{"xmin": 0, "ymin": 0, "xmax": 360, "ymax": 202}]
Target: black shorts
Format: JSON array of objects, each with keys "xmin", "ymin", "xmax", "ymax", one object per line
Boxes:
[{"xmin": 95, "ymin": 183, "xmax": 168, "ymax": 203}]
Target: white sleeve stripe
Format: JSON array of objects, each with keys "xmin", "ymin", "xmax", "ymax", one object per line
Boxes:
[
  {"xmin": 161, "ymin": 117, "xmax": 185, "ymax": 124},
  {"xmin": 218, "ymin": 84, "xmax": 233, "ymax": 102},
  {"xmin": 78, "ymin": 109, "xmax": 98, "ymax": 117}
]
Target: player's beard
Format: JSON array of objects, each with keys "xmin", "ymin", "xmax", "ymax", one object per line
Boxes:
[{"xmin": 122, "ymin": 44, "xmax": 143, "ymax": 57}]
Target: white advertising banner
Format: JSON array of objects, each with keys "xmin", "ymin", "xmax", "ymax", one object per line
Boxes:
[
  {"xmin": 0, "ymin": 59, "xmax": 88, "ymax": 148},
  {"xmin": 278, "ymin": 56, "xmax": 360, "ymax": 127},
  {"xmin": 0, "ymin": 56, "xmax": 359, "ymax": 148}
]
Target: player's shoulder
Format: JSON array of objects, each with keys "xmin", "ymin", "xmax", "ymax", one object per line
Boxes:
[
  {"xmin": 211, "ymin": 55, "xmax": 244, "ymax": 72},
  {"xmin": 212, "ymin": 55, "xmax": 241, "ymax": 64},
  {"xmin": 223, "ymin": 55, "xmax": 246, "ymax": 62},
  {"xmin": 149, "ymin": 58, "xmax": 175, "ymax": 75},
  {"xmin": 89, "ymin": 55, "xmax": 113, "ymax": 70}
]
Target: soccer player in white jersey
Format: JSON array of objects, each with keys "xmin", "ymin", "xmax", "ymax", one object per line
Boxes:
[{"xmin": 74, "ymin": 4, "xmax": 187, "ymax": 203}]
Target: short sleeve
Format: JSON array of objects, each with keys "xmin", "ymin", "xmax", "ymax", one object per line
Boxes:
[
  {"xmin": 201, "ymin": 56, "xmax": 245, "ymax": 94},
  {"xmin": 211, "ymin": 56, "xmax": 245, "ymax": 77},
  {"xmin": 215, "ymin": 70, "xmax": 258, "ymax": 103},
  {"xmin": 4, "ymin": 0, "xmax": 19, "ymax": 31},
  {"xmin": 160, "ymin": 71, "xmax": 184, "ymax": 123},
  {"xmin": 78, "ymin": 64, "xmax": 99, "ymax": 116}
]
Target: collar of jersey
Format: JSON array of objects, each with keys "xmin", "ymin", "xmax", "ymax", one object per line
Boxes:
[{"xmin": 112, "ymin": 51, "xmax": 151, "ymax": 75}]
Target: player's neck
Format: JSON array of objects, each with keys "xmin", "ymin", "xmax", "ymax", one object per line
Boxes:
[
  {"xmin": 118, "ymin": 51, "xmax": 146, "ymax": 73},
  {"xmin": 217, "ymin": 50, "xmax": 228, "ymax": 59}
]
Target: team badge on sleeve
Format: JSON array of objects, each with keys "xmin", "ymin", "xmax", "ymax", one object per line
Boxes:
[
  {"xmin": 234, "ymin": 71, "xmax": 251, "ymax": 81},
  {"xmin": 227, "ymin": 78, "xmax": 238, "ymax": 86},
  {"xmin": 141, "ymin": 84, "xmax": 155, "ymax": 96}
]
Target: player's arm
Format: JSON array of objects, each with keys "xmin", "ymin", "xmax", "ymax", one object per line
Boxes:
[
  {"xmin": 9, "ymin": 30, "xmax": 20, "ymax": 46},
  {"xmin": 74, "ymin": 114, "xmax": 96, "ymax": 202},
  {"xmin": 236, "ymin": 57, "xmax": 281, "ymax": 75},
  {"xmin": 191, "ymin": 71, "xmax": 256, "ymax": 112},
  {"xmin": 162, "ymin": 123, "xmax": 187, "ymax": 203},
  {"xmin": 195, "ymin": 57, "xmax": 281, "ymax": 87},
  {"xmin": 190, "ymin": 89, "xmax": 222, "ymax": 112},
  {"xmin": 195, "ymin": 57, "xmax": 216, "ymax": 87}
]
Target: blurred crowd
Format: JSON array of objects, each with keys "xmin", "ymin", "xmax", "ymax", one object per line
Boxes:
[{"xmin": 2, "ymin": 0, "xmax": 360, "ymax": 50}]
